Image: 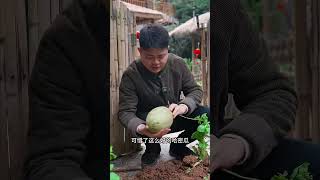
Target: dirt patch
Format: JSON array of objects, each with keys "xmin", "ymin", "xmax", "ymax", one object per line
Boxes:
[{"xmin": 120, "ymin": 155, "xmax": 209, "ymax": 180}]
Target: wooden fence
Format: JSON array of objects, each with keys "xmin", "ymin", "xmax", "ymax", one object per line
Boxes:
[
  {"xmin": 295, "ymin": 0, "xmax": 320, "ymax": 143},
  {"xmin": 0, "ymin": 0, "xmax": 73, "ymax": 179},
  {"xmin": 264, "ymin": 32, "xmax": 295, "ymax": 65},
  {"xmin": 110, "ymin": 0, "xmax": 139, "ymax": 154}
]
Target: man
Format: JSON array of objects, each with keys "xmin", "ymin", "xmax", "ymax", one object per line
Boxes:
[
  {"xmin": 25, "ymin": 0, "xmax": 320, "ymax": 180},
  {"xmin": 118, "ymin": 24, "xmax": 210, "ymax": 166}
]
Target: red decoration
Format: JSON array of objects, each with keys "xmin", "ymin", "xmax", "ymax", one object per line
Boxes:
[
  {"xmin": 136, "ymin": 31, "xmax": 140, "ymax": 39},
  {"xmin": 193, "ymin": 48, "xmax": 201, "ymax": 56},
  {"xmin": 193, "ymin": 47, "xmax": 201, "ymax": 63},
  {"xmin": 277, "ymin": 1, "xmax": 285, "ymax": 13}
]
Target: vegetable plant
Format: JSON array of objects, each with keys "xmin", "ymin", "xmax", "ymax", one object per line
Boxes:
[
  {"xmin": 271, "ymin": 163, "xmax": 313, "ymax": 180},
  {"xmin": 110, "ymin": 146, "xmax": 120, "ymax": 180},
  {"xmin": 191, "ymin": 113, "xmax": 210, "ymax": 160}
]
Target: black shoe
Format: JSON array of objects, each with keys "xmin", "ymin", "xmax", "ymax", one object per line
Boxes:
[
  {"xmin": 141, "ymin": 143, "xmax": 161, "ymax": 167},
  {"xmin": 169, "ymin": 145, "xmax": 195, "ymax": 160}
]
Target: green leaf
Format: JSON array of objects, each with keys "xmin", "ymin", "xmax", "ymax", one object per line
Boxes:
[
  {"xmin": 203, "ymin": 174, "xmax": 210, "ymax": 180},
  {"xmin": 198, "ymin": 142, "xmax": 207, "ymax": 149},
  {"xmin": 110, "ymin": 146, "xmax": 117, "ymax": 160},
  {"xmin": 110, "ymin": 164, "xmax": 114, "ymax": 171},
  {"xmin": 271, "ymin": 163, "xmax": 313, "ymax": 180},
  {"xmin": 271, "ymin": 174, "xmax": 289, "ymax": 180},
  {"xmin": 110, "ymin": 172, "xmax": 121, "ymax": 180},
  {"xmin": 191, "ymin": 112, "xmax": 210, "ymax": 159},
  {"xmin": 197, "ymin": 125, "xmax": 206, "ymax": 132},
  {"xmin": 290, "ymin": 163, "xmax": 313, "ymax": 180}
]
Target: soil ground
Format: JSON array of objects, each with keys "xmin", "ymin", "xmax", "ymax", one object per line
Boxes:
[{"xmin": 112, "ymin": 131, "xmax": 210, "ymax": 180}]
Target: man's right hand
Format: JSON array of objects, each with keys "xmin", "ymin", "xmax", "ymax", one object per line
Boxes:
[{"xmin": 136, "ymin": 124, "xmax": 171, "ymax": 138}]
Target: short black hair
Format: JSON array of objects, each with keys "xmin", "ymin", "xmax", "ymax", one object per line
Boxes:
[{"xmin": 139, "ymin": 23, "xmax": 169, "ymax": 49}]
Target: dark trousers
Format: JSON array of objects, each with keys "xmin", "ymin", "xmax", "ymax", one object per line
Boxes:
[
  {"xmin": 211, "ymin": 138, "xmax": 320, "ymax": 180},
  {"xmin": 143, "ymin": 106, "xmax": 210, "ymax": 152}
]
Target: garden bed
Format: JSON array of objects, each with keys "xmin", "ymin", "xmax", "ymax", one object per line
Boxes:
[{"xmin": 119, "ymin": 155, "xmax": 209, "ymax": 180}]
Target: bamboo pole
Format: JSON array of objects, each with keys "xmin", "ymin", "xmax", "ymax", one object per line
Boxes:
[
  {"xmin": 311, "ymin": 0, "xmax": 320, "ymax": 143},
  {"xmin": 127, "ymin": 11, "xmax": 133, "ymax": 64},
  {"xmin": 207, "ymin": 22, "xmax": 210, "ymax": 105},
  {"xmin": 200, "ymin": 25, "xmax": 208, "ymax": 106},
  {"xmin": 110, "ymin": 0, "xmax": 117, "ymax": 151},
  {"xmin": 118, "ymin": 2, "xmax": 125, "ymax": 82},
  {"xmin": 111, "ymin": 0, "xmax": 125, "ymax": 153},
  {"xmin": 191, "ymin": 35, "xmax": 195, "ymax": 75},
  {"xmin": 294, "ymin": 0, "xmax": 311, "ymax": 140}
]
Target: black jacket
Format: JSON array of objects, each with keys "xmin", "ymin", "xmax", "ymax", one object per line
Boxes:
[
  {"xmin": 118, "ymin": 54, "xmax": 203, "ymax": 137},
  {"xmin": 25, "ymin": 0, "xmax": 107, "ymax": 179},
  {"xmin": 25, "ymin": 0, "xmax": 297, "ymax": 179}
]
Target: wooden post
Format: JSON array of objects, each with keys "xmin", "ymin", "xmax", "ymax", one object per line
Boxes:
[
  {"xmin": 294, "ymin": 0, "xmax": 311, "ymax": 140},
  {"xmin": 262, "ymin": 0, "xmax": 272, "ymax": 33},
  {"xmin": 110, "ymin": 1, "xmax": 139, "ymax": 154},
  {"xmin": 310, "ymin": 0, "xmax": 320, "ymax": 143},
  {"xmin": 1, "ymin": 0, "xmax": 29, "ymax": 179},
  {"xmin": 191, "ymin": 34, "xmax": 195, "ymax": 75},
  {"xmin": 207, "ymin": 21, "xmax": 210, "ymax": 105},
  {"xmin": 27, "ymin": 0, "xmax": 40, "ymax": 73},
  {"xmin": 0, "ymin": 1, "xmax": 9, "ymax": 178},
  {"xmin": 200, "ymin": 25, "xmax": 207, "ymax": 106}
]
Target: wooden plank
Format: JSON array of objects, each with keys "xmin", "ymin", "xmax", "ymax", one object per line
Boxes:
[
  {"xmin": 61, "ymin": 0, "xmax": 73, "ymax": 11},
  {"xmin": 0, "ymin": 0, "xmax": 10, "ymax": 179},
  {"xmin": 294, "ymin": 0, "xmax": 311, "ymax": 140},
  {"xmin": 207, "ymin": 22, "xmax": 210, "ymax": 105},
  {"xmin": 38, "ymin": 0, "xmax": 51, "ymax": 38},
  {"xmin": 4, "ymin": 0, "xmax": 21, "ymax": 179},
  {"xmin": 27, "ymin": 0, "xmax": 40, "ymax": 71},
  {"xmin": 201, "ymin": 27, "xmax": 207, "ymax": 106},
  {"xmin": 311, "ymin": 0, "xmax": 320, "ymax": 143},
  {"xmin": 133, "ymin": 16, "xmax": 138, "ymax": 59},
  {"xmin": 112, "ymin": 0, "xmax": 125, "ymax": 154},
  {"xmin": 0, "ymin": 34, "xmax": 9, "ymax": 180},
  {"xmin": 10, "ymin": 0, "xmax": 29, "ymax": 179},
  {"xmin": 262, "ymin": 0, "xmax": 272, "ymax": 33},
  {"xmin": 119, "ymin": 2, "xmax": 125, "ymax": 82},
  {"xmin": 110, "ymin": 3, "xmax": 117, "ymax": 149},
  {"xmin": 127, "ymin": 11, "xmax": 133, "ymax": 64},
  {"xmin": 124, "ymin": 5, "xmax": 129, "ymax": 69},
  {"xmin": 118, "ymin": 2, "xmax": 127, "ymax": 153},
  {"xmin": 191, "ymin": 35, "xmax": 195, "ymax": 75},
  {"xmin": 315, "ymin": 0, "xmax": 320, "ymax": 143},
  {"xmin": 123, "ymin": 5, "xmax": 137, "ymax": 153},
  {"xmin": 51, "ymin": 0, "xmax": 60, "ymax": 23}
]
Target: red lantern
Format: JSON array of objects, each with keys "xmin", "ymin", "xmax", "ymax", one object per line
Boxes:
[
  {"xmin": 193, "ymin": 48, "xmax": 201, "ymax": 59},
  {"xmin": 277, "ymin": 2, "xmax": 285, "ymax": 13},
  {"xmin": 136, "ymin": 31, "xmax": 140, "ymax": 39},
  {"xmin": 193, "ymin": 48, "xmax": 201, "ymax": 56}
]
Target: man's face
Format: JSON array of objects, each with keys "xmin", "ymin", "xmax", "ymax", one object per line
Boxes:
[{"xmin": 138, "ymin": 48, "xmax": 169, "ymax": 74}]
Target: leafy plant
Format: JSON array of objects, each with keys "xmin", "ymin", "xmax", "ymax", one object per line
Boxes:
[
  {"xmin": 183, "ymin": 58, "xmax": 193, "ymax": 71},
  {"xmin": 203, "ymin": 174, "xmax": 210, "ymax": 180},
  {"xmin": 240, "ymin": 0, "xmax": 262, "ymax": 31},
  {"xmin": 110, "ymin": 146, "xmax": 120, "ymax": 180},
  {"xmin": 191, "ymin": 113, "xmax": 210, "ymax": 160},
  {"xmin": 271, "ymin": 163, "xmax": 313, "ymax": 180}
]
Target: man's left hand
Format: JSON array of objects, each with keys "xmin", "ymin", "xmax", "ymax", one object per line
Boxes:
[
  {"xmin": 168, "ymin": 103, "xmax": 188, "ymax": 118},
  {"xmin": 210, "ymin": 135, "xmax": 246, "ymax": 172}
]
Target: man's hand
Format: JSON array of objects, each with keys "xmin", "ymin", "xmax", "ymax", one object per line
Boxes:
[
  {"xmin": 168, "ymin": 103, "xmax": 188, "ymax": 118},
  {"xmin": 136, "ymin": 124, "xmax": 171, "ymax": 138},
  {"xmin": 210, "ymin": 134, "xmax": 246, "ymax": 172}
]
